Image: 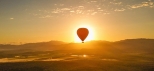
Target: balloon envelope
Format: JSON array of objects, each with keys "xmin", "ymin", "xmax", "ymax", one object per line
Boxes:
[{"xmin": 77, "ymin": 28, "xmax": 89, "ymax": 43}]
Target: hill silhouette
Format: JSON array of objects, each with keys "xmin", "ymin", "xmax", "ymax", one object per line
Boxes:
[
  {"xmin": 0, "ymin": 38, "xmax": 154, "ymax": 59},
  {"xmin": 0, "ymin": 38, "xmax": 154, "ymax": 71},
  {"xmin": 0, "ymin": 38, "xmax": 154, "ymax": 52}
]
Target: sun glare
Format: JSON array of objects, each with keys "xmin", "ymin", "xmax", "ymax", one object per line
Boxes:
[
  {"xmin": 83, "ymin": 54, "xmax": 87, "ymax": 57},
  {"xmin": 74, "ymin": 24, "xmax": 95, "ymax": 43}
]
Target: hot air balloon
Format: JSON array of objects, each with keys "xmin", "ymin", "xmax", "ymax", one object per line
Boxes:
[{"xmin": 77, "ymin": 28, "xmax": 89, "ymax": 43}]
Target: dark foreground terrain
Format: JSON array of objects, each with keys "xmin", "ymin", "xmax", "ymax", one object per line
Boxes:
[
  {"xmin": 0, "ymin": 59, "xmax": 154, "ymax": 71},
  {"xmin": 0, "ymin": 39, "xmax": 154, "ymax": 71}
]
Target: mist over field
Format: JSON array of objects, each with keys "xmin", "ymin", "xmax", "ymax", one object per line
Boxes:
[{"xmin": 0, "ymin": 38, "xmax": 154, "ymax": 71}]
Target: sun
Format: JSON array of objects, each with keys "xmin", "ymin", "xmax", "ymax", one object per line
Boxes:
[{"xmin": 74, "ymin": 24, "xmax": 95, "ymax": 43}]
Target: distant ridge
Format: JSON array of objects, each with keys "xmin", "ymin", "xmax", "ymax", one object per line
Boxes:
[
  {"xmin": 115, "ymin": 38, "xmax": 154, "ymax": 42},
  {"xmin": 0, "ymin": 38, "xmax": 153, "ymax": 45},
  {"xmin": 0, "ymin": 38, "xmax": 154, "ymax": 52}
]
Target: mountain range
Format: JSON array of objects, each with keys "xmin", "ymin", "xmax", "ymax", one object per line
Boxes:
[{"xmin": 0, "ymin": 38, "xmax": 154, "ymax": 54}]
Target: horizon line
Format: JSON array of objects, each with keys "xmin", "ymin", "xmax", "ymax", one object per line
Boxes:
[{"xmin": 0, "ymin": 38, "xmax": 153, "ymax": 45}]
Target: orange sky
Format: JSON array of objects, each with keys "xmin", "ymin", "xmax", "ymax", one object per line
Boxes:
[{"xmin": 0, "ymin": 0, "xmax": 154, "ymax": 44}]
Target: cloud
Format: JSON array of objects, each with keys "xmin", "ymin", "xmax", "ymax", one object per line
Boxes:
[
  {"xmin": 114, "ymin": 8, "xmax": 125, "ymax": 12},
  {"xmin": 128, "ymin": 0, "xmax": 154, "ymax": 9},
  {"xmin": 30, "ymin": 0, "xmax": 154, "ymax": 18},
  {"xmin": 39, "ymin": 15, "xmax": 53, "ymax": 18},
  {"xmin": 91, "ymin": 12, "xmax": 97, "ymax": 15},
  {"xmin": 10, "ymin": 18, "xmax": 14, "ymax": 20}
]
